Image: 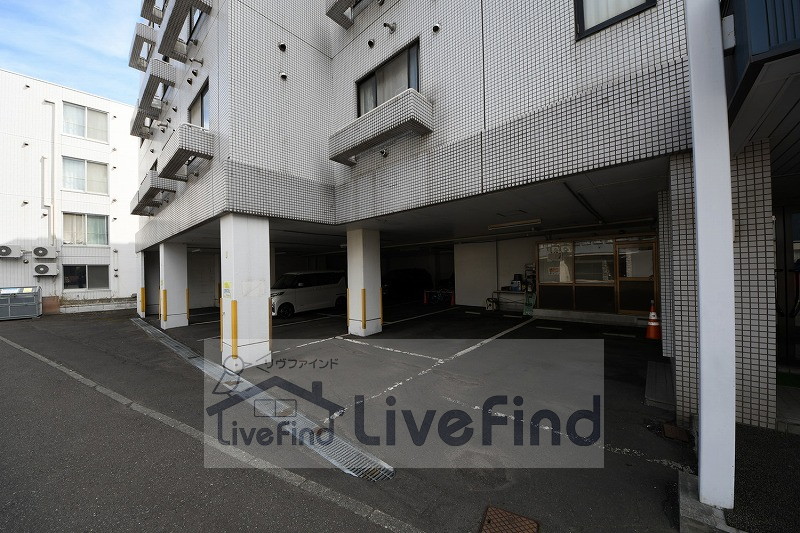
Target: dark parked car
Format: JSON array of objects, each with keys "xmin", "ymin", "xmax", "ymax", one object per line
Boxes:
[{"xmin": 382, "ymin": 268, "xmax": 433, "ymax": 302}]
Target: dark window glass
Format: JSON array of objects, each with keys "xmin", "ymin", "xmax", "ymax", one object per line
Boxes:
[
  {"xmin": 87, "ymin": 266, "xmax": 109, "ymax": 289},
  {"xmin": 63, "ymin": 266, "xmax": 86, "ymax": 289},
  {"xmin": 357, "ymin": 42, "xmax": 419, "ymax": 116},
  {"xmin": 575, "ymin": 0, "xmax": 656, "ymax": 40},
  {"xmin": 273, "ymin": 274, "xmax": 297, "ymax": 290}
]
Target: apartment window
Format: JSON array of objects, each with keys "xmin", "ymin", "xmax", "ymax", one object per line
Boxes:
[
  {"xmin": 189, "ymin": 83, "xmax": 210, "ymax": 129},
  {"xmin": 575, "ymin": 0, "xmax": 656, "ymax": 39},
  {"xmin": 189, "ymin": 7, "xmax": 203, "ymax": 38},
  {"xmin": 357, "ymin": 41, "xmax": 419, "ymax": 117},
  {"xmin": 63, "ymin": 157, "xmax": 108, "ymax": 194},
  {"xmin": 63, "ymin": 102, "xmax": 108, "ymax": 142},
  {"xmin": 63, "ymin": 265, "xmax": 109, "ymax": 290},
  {"xmin": 63, "ymin": 214, "xmax": 109, "ymax": 245}
]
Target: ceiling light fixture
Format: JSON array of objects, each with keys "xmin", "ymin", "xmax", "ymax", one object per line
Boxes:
[{"xmin": 488, "ymin": 218, "xmax": 542, "ymax": 231}]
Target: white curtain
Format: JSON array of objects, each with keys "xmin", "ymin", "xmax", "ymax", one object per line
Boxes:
[
  {"xmin": 87, "ymin": 162, "xmax": 108, "ymax": 194},
  {"xmin": 583, "ymin": 0, "xmax": 645, "ymax": 29},
  {"xmin": 63, "ymin": 157, "xmax": 86, "ymax": 191},
  {"xmin": 63, "ymin": 103, "xmax": 85, "ymax": 136},
  {"xmin": 63, "ymin": 214, "xmax": 86, "ymax": 245},
  {"xmin": 87, "ymin": 109, "xmax": 108, "ymax": 142},
  {"xmin": 87, "ymin": 215, "xmax": 108, "ymax": 245},
  {"xmin": 358, "ymin": 77, "xmax": 376, "ymax": 115},
  {"xmin": 376, "ymin": 52, "xmax": 409, "ymax": 106}
]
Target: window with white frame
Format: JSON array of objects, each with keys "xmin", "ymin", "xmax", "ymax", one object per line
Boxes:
[
  {"xmin": 574, "ymin": 0, "xmax": 656, "ymax": 39},
  {"xmin": 357, "ymin": 41, "xmax": 419, "ymax": 117},
  {"xmin": 63, "ymin": 265, "xmax": 109, "ymax": 289},
  {"xmin": 63, "ymin": 213, "xmax": 109, "ymax": 245},
  {"xmin": 63, "ymin": 157, "xmax": 108, "ymax": 194},
  {"xmin": 63, "ymin": 102, "xmax": 109, "ymax": 142}
]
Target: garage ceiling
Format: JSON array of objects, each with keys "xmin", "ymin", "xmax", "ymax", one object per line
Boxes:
[{"xmin": 165, "ymin": 157, "xmax": 669, "ymax": 253}]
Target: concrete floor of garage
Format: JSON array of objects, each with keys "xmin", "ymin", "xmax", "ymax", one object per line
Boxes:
[
  {"xmin": 2, "ymin": 306, "xmax": 796, "ymax": 531},
  {"xmin": 149, "ymin": 303, "xmax": 695, "ymax": 531}
]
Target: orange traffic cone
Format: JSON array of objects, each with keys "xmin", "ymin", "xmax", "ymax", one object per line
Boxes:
[{"xmin": 645, "ymin": 300, "xmax": 662, "ymax": 340}]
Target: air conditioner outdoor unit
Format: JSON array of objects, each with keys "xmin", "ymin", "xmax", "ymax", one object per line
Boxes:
[
  {"xmin": 33, "ymin": 263, "xmax": 58, "ymax": 276},
  {"xmin": 0, "ymin": 245, "xmax": 22, "ymax": 258},
  {"xmin": 32, "ymin": 246, "xmax": 57, "ymax": 259}
]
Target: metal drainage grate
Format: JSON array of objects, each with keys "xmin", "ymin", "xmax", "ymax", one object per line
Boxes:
[
  {"xmin": 480, "ymin": 506, "xmax": 540, "ymax": 533},
  {"xmin": 131, "ymin": 318, "xmax": 395, "ymax": 482}
]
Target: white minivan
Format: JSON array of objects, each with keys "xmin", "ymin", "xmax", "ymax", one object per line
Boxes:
[{"xmin": 271, "ymin": 271, "xmax": 346, "ymax": 318}]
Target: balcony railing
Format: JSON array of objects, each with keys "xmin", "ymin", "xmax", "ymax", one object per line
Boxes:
[
  {"xmin": 140, "ymin": 0, "xmax": 163, "ymax": 25},
  {"xmin": 329, "ymin": 89, "xmax": 434, "ymax": 166},
  {"xmin": 129, "ymin": 58, "xmax": 176, "ymax": 138},
  {"xmin": 129, "ymin": 23, "xmax": 157, "ymax": 72},
  {"xmin": 130, "ymin": 171, "xmax": 179, "ymax": 215},
  {"xmin": 158, "ymin": 123, "xmax": 214, "ymax": 179},
  {"xmin": 326, "ymin": 0, "xmax": 356, "ymax": 29},
  {"xmin": 157, "ymin": 0, "xmax": 212, "ymax": 63}
]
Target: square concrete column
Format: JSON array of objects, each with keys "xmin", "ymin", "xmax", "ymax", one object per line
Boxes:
[
  {"xmin": 159, "ymin": 242, "xmax": 188, "ymax": 329},
  {"xmin": 220, "ymin": 214, "xmax": 271, "ymax": 372},
  {"xmin": 347, "ymin": 228, "xmax": 382, "ymax": 336},
  {"xmin": 136, "ymin": 252, "xmax": 146, "ymax": 319}
]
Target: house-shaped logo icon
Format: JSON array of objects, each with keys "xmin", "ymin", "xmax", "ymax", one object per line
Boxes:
[{"xmin": 206, "ymin": 376, "xmax": 344, "ymax": 446}]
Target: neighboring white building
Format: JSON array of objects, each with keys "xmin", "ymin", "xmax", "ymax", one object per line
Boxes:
[{"xmin": 0, "ymin": 69, "xmax": 141, "ymax": 313}]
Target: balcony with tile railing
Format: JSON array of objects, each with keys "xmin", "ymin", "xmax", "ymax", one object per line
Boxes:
[
  {"xmin": 129, "ymin": 58, "xmax": 176, "ymax": 138},
  {"xmin": 130, "ymin": 170, "xmax": 182, "ymax": 215},
  {"xmin": 140, "ymin": 0, "xmax": 164, "ymax": 25},
  {"xmin": 158, "ymin": 123, "xmax": 214, "ymax": 179},
  {"xmin": 329, "ymin": 89, "xmax": 434, "ymax": 166},
  {"xmin": 157, "ymin": 0, "xmax": 212, "ymax": 63},
  {"xmin": 128, "ymin": 23, "xmax": 157, "ymax": 72}
]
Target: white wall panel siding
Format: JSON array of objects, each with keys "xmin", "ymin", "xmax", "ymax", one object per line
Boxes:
[
  {"xmin": 0, "ymin": 69, "xmax": 140, "ymax": 303},
  {"xmin": 454, "ymin": 242, "xmax": 497, "ymax": 308}
]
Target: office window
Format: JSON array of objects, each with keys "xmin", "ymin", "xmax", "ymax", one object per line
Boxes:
[
  {"xmin": 63, "ymin": 102, "xmax": 108, "ymax": 141},
  {"xmin": 63, "ymin": 214, "xmax": 108, "ymax": 245},
  {"xmin": 63, "ymin": 265, "xmax": 109, "ymax": 289},
  {"xmin": 357, "ymin": 42, "xmax": 419, "ymax": 116},
  {"xmin": 189, "ymin": 83, "xmax": 210, "ymax": 129},
  {"xmin": 63, "ymin": 157, "xmax": 108, "ymax": 194},
  {"xmin": 575, "ymin": 0, "xmax": 656, "ymax": 39}
]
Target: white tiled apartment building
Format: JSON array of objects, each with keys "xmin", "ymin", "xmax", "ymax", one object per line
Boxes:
[
  {"xmin": 0, "ymin": 70, "xmax": 141, "ymax": 313},
  {"xmin": 128, "ymin": 0, "xmax": 799, "ymax": 507}
]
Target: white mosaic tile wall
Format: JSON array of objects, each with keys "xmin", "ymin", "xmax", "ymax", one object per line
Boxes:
[
  {"xmin": 658, "ymin": 189, "xmax": 674, "ymax": 359},
  {"xmin": 135, "ymin": 0, "xmax": 692, "ymax": 249},
  {"xmin": 666, "ymin": 143, "xmax": 775, "ymax": 428},
  {"xmin": 731, "ymin": 140, "xmax": 775, "ymax": 428}
]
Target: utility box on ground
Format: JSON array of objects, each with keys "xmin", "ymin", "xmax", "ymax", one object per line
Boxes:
[{"xmin": 0, "ymin": 287, "xmax": 42, "ymax": 320}]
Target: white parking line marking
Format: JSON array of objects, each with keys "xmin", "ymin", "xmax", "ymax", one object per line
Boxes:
[
  {"xmin": 536, "ymin": 326, "xmax": 562, "ymax": 331},
  {"xmin": 338, "ymin": 337, "xmax": 444, "ymax": 362},
  {"xmin": 273, "ymin": 315, "xmax": 337, "ymax": 328},
  {"xmin": 602, "ymin": 332, "xmax": 637, "ymax": 338},
  {"xmin": 335, "ymin": 318, "xmax": 538, "ymax": 415},
  {"xmin": 464, "ymin": 311, "xmax": 481, "ymax": 315},
  {"xmin": 382, "ymin": 306, "xmax": 459, "ymax": 325},
  {"xmin": 439, "ymin": 395, "xmax": 692, "ymax": 473},
  {"xmin": 0, "ymin": 334, "xmax": 422, "ymax": 533},
  {"xmin": 192, "ymin": 320, "xmax": 220, "ymax": 326}
]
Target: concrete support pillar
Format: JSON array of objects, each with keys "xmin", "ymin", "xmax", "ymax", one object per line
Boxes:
[
  {"xmin": 136, "ymin": 252, "xmax": 146, "ymax": 318},
  {"xmin": 220, "ymin": 214, "xmax": 271, "ymax": 372},
  {"xmin": 685, "ymin": 0, "xmax": 736, "ymax": 509},
  {"xmin": 347, "ymin": 228, "xmax": 382, "ymax": 336},
  {"xmin": 159, "ymin": 242, "xmax": 188, "ymax": 329}
]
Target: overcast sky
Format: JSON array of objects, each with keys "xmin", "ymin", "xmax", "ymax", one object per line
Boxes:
[{"xmin": 0, "ymin": 0, "xmax": 140, "ymax": 104}]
